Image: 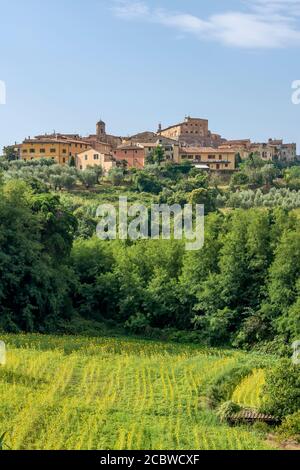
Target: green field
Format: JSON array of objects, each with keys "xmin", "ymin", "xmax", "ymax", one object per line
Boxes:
[{"xmin": 0, "ymin": 334, "xmax": 274, "ymax": 450}]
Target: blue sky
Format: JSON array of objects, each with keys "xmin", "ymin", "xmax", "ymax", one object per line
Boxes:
[{"xmin": 0, "ymin": 0, "xmax": 300, "ymax": 151}]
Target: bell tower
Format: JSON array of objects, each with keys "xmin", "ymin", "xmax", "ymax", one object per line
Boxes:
[{"xmin": 96, "ymin": 119, "xmax": 106, "ymax": 140}]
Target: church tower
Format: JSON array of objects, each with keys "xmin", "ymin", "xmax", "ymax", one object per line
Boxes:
[{"xmin": 96, "ymin": 119, "xmax": 106, "ymax": 140}]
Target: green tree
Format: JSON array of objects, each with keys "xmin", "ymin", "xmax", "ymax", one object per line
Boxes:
[
  {"xmin": 69, "ymin": 155, "xmax": 76, "ymax": 167},
  {"xmin": 3, "ymin": 146, "xmax": 19, "ymax": 162},
  {"xmin": 147, "ymin": 146, "xmax": 165, "ymax": 166},
  {"xmin": 79, "ymin": 170, "xmax": 97, "ymax": 188},
  {"xmin": 0, "ymin": 180, "xmax": 76, "ymax": 331},
  {"xmin": 134, "ymin": 172, "xmax": 162, "ymax": 194},
  {"xmin": 230, "ymin": 172, "xmax": 249, "ymax": 187},
  {"xmin": 262, "ymin": 360, "xmax": 300, "ymax": 418},
  {"xmin": 108, "ymin": 168, "xmax": 124, "ymax": 186}
]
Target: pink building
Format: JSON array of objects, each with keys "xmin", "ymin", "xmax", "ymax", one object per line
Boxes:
[{"xmin": 113, "ymin": 144, "xmax": 145, "ymax": 169}]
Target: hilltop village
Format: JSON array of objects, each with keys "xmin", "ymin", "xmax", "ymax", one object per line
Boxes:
[{"xmin": 13, "ymin": 116, "xmax": 297, "ymax": 174}]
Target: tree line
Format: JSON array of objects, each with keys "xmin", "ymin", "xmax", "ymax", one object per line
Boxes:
[{"xmin": 0, "ymin": 176, "xmax": 299, "ymax": 350}]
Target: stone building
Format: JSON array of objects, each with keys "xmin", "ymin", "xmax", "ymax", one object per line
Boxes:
[
  {"xmin": 249, "ymin": 143, "xmax": 275, "ymax": 161},
  {"xmin": 268, "ymin": 139, "xmax": 297, "ymax": 162},
  {"xmin": 158, "ymin": 116, "xmax": 226, "ymax": 148},
  {"xmin": 84, "ymin": 120, "xmax": 122, "ymax": 150}
]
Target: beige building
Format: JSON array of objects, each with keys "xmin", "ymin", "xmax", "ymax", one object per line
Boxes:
[
  {"xmin": 180, "ymin": 147, "xmax": 236, "ymax": 171},
  {"xmin": 132, "ymin": 137, "xmax": 180, "ymax": 164},
  {"xmin": 221, "ymin": 138, "xmax": 297, "ymax": 163},
  {"xmin": 141, "ymin": 141, "xmax": 180, "ymax": 164},
  {"xmin": 159, "ymin": 117, "xmax": 209, "ymax": 140},
  {"xmin": 249, "ymin": 143, "xmax": 275, "ymax": 161},
  {"xmin": 219, "ymin": 140, "xmax": 251, "ymax": 160},
  {"xmin": 76, "ymin": 148, "xmax": 115, "ymax": 173}
]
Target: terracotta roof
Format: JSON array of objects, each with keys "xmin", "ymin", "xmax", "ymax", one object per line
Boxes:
[
  {"xmin": 180, "ymin": 147, "xmax": 235, "ymax": 153},
  {"xmin": 23, "ymin": 136, "xmax": 91, "ymax": 146},
  {"xmin": 116, "ymin": 144, "xmax": 144, "ymax": 151}
]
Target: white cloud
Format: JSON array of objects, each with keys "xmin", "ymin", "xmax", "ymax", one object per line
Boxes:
[
  {"xmin": 112, "ymin": 0, "xmax": 150, "ymax": 19},
  {"xmin": 111, "ymin": 0, "xmax": 300, "ymax": 48}
]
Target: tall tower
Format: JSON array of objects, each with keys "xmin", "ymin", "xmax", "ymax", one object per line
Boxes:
[{"xmin": 96, "ymin": 119, "xmax": 106, "ymax": 140}]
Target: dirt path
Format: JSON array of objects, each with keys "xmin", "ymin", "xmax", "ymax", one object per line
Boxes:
[{"xmin": 267, "ymin": 434, "xmax": 300, "ymax": 451}]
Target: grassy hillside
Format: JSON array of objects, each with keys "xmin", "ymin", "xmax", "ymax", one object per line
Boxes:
[{"xmin": 0, "ymin": 335, "xmax": 274, "ymax": 450}]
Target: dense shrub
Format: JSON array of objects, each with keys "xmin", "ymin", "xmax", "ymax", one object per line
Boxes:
[
  {"xmin": 261, "ymin": 360, "xmax": 300, "ymax": 418},
  {"xmin": 279, "ymin": 411, "xmax": 300, "ymax": 442},
  {"xmin": 217, "ymin": 401, "xmax": 242, "ymax": 423}
]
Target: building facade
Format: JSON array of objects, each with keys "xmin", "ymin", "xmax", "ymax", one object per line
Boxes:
[
  {"xmin": 113, "ymin": 144, "xmax": 145, "ymax": 168},
  {"xmin": 141, "ymin": 141, "xmax": 180, "ymax": 164},
  {"xmin": 20, "ymin": 135, "xmax": 91, "ymax": 164},
  {"xmin": 268, "ymin": 139, "xmax": 297, "ymax": 162},
  {"xmin": 180, "ymin": 147, "xmax": 236, "ymax": 171},
  {"xmin": 14, "ymin": 119, "xmax": 297, "ymax": 168},
  {"xmin": 249, "ymin": 143, "xmax": 275, "ymax": 161},
  {"xmin": 76, "ymin": 148, "xmax": 115, "ymax": 173},
  {"xmin": 158, "ymin": 116, "xmax": 226, "ymax": 148}
]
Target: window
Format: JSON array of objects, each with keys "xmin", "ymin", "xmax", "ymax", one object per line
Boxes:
[
  {"xmin": 40, "ymin": 149, "xmax": 45, "ymax": 153},
  {"xmin": 62, "ymin": 158, "xmax": 66, "ymax": 163},
  {"xmin": 30, "ymin": 149, "xmax": 35, "ymax": 153},
  {"xmin": 94, "ymin": 154, "xmax": 99, "ymax": 160},
  {"xmin": 62, "ymin": 149, "xmax": 67, "ymax": 154},
  {"xmin": 80, "ymin": 165, "xmax": 83, "ymax": 170},
  {"xmin": 85, "ymin": 155, "xmax": 88, "ymax": 161},
  {"xmin": 50, "ymin": 148, "xmax": 56, "ymax": 153},
  {"xmin": 23, "ymin": 149, "xmax": 28, "ymax": 154}
]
